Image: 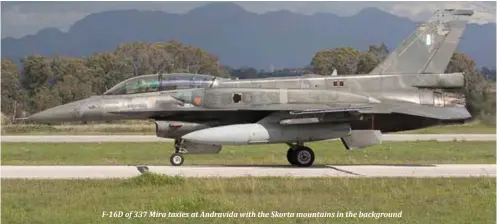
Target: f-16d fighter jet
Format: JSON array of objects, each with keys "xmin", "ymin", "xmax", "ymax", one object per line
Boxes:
[{"xmin": 28, "ymin": 9, "xmax": 473, "ymax": 166}]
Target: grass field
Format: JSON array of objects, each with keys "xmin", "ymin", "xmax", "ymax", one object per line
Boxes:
[
  {"xmin": 2, "ymin": 174, "xmax": 495, "ymax": 224},
  {"xmin": 1, "ymin": 123, "xmax": 154, "ymax": 135},
  {"xmin": 2, "ymin": 141, "xmax": 495, "ymax": 165},
  {"xmin": 2, "ymin": 120, "xmax": 495, "ymax": 135},
  {"xmin": 401, "ymin": 121, "xmax": 496, "ymax": 134}
]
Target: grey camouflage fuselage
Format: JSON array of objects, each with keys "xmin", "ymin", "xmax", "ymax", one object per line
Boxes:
[{"xmin": 27, "ymin": 9, "xmax": 473, "ymax": 159}]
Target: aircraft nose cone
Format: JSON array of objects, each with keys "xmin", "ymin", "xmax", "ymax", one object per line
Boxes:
[{"xmin": 27, "ymin": 99, "xmax": 88, "ymax": 124}]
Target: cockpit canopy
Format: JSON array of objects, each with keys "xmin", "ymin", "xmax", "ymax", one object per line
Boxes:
[{"xmin": 104, "ymin": 73, "xmax": 216, "ymax": 95}]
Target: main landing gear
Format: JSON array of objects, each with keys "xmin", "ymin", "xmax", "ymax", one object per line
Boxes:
[
  {"xmin": 170, "ymin": 139, "xmax": 186, "ymax": 166},
  {"xmin": 168, "ymin": 139, "xmax": 315, "ymax": 167},
  {"xmin": 286, "ymin": 143, "xmax": 315, "ymax": 167}
]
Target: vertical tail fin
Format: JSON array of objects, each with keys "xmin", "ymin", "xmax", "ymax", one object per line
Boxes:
[{"xmin": 369, "ymin": 9, "xmax": 474, "ymax": 75}]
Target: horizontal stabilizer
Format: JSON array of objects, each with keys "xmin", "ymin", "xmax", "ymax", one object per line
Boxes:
[
  {"xmin": 392, "ymin": 105, "xmax": 471, "ymax": 120},
  {"xmin": 341, "ymin": 130, "xmax": 382, "ymax": 150}
]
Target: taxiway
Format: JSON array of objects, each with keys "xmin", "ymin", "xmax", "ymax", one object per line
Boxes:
[{"xmin": 1, "ymin": 164, "xmax": 495, "ymax": 179}]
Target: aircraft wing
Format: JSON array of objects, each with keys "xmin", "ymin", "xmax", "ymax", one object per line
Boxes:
[
  {"xmin": 109, "ymin": 103, "xmax": 372, "ymax": 113},
  {"xmin": 224, "ymin": 100, "xmax": 471, "ymax": 120},
  {"xmin": 109, "ymin": 97, "xmax": 470, "ymax": 121},
  {"xmin": 232, "ymin": 100, "xmax": 470, "ymax": 120},
  {"xmin": 107, "ymin": 103, "xmax": 374, "ymax": 120},
  {"xmin": 239, "ymin": 103, "xmax": 373, "ymax": 113}
]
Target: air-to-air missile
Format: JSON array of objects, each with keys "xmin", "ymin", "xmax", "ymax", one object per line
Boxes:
[{"xmin": 27, "ymin": 9, "xmax": 473, "ymax": 167}]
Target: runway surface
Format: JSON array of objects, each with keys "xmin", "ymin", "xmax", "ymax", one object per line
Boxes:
[
  {"xmin": 1, "ymin": 134, "xmax": 495, "ymax": 142},
  {"xmin": 1, "ymin": 164, "xmax": 495, "ymax": 179}
]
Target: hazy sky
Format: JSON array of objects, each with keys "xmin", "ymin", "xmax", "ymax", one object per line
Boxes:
[{"xmin": 1, "ymin": 1, "xmax": 495, "ymax": 38}]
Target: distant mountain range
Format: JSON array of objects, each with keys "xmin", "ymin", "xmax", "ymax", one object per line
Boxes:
[{"xmin": 2, "ymin": 2, "xmax": 495, "ymax": 69}]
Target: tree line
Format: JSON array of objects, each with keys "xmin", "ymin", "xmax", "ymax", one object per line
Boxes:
[
  {"xmin": 1, "ymin": 40, "xmax": 495, "ymax": 123},
  {"xmin": 229, "ymin": 43, "xmax": 495, "ymax": 121},
  {"xmin": 1, "ymin": 41, "xmax": 228, "ymax": 119}
]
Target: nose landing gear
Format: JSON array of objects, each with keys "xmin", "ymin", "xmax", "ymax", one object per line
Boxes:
[
  {"xmin": 170, "ymin": 138, "xmax": 187, "ymax": 166},
  {"xmin": 170, "ymin": 153, "xmax": 184, "ymax": 166}
]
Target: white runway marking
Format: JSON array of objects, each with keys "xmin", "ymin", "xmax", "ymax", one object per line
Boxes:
[
  {"xmin": 1, "ymin": 164, "xmax": 495, "ymax": 179},
  {"xmin": 1, "ymin": 134, "xmax": 495, "ymax": 143}
]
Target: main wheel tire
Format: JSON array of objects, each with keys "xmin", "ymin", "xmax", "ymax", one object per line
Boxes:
[
  {"xmin": 292, "ymin": 146, "xmax": 315, "ymax": 167},
  {"xmin": 170, "ymin": 153, "xmax": 184, "ymax": 166},
  {"xmin": 287, "ymin": 148, "xmax": 296, "ymax": 165}
]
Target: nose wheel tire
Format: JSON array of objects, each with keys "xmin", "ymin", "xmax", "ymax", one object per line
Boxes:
[
  {"xmin": 289, "ymin": 146, "xmax": 315, "ymax": 167},
  {"xmin": 170, "ymin": 153, "xmax": 184, "ymax": 166}
]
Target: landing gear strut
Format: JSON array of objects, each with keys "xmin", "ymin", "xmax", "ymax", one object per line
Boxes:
[
  {"xmin": 286, "ymin": 144, "xmax": 315, "ymax": 167},
  {"xmin": 170, "ymin": 138, "xmax": 186, "ymax": 166}
]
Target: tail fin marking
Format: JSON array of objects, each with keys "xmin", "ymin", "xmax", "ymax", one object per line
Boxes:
[{"xmin": 369, "ymin": 9, "xmax": 474, "ymax": 75}]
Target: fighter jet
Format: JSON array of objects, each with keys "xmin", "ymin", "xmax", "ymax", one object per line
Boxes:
[{"xmin": 27, "ymin": 9, "xmax": 473, "ymax": 166}]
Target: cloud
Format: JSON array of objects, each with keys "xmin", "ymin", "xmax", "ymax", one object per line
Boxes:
[{"xmin": 1, "ymin": 1, "xmax": 495, "ymax": 38}]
